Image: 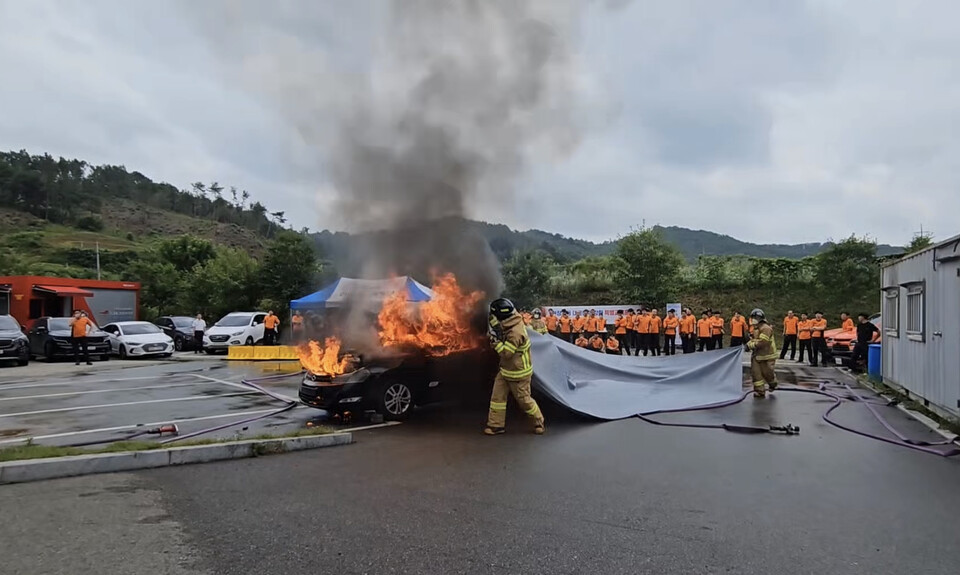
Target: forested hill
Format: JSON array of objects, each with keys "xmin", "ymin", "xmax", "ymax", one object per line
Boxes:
[{"xmin": 311, "ymin": 219, "xmax": 901, "ymax": 265}]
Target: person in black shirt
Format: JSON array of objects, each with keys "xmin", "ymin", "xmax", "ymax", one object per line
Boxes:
[{"xmin": 851, "ymin": 314, "xmax": 880, "ymax": 372}]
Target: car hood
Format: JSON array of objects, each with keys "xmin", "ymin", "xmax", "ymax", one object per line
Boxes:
[
  {"xmin": 206, "ymin": 325, "xmax": 249, "ymax": 335},
  {"xmin": 49, "ymin": 329, "xmax": 107, "ymax": 338},
  {"xmin": 0, "ymin": 329, "xmax": 26, "ymax": 339},
  {"xmin": 118, "ymin": 333, "xmax": 171, "ymax": 344},
  {"xmin": 825, "ymin": 328, "xmax": 855, "ymax": 341}
]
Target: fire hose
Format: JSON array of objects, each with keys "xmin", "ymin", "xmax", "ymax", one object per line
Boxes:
[{"xmin": 637, "ymin": 381, "xmax": 960, "ymax": 458}]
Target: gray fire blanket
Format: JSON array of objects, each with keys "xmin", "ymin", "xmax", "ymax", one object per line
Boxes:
[{"xmin": 528, "ymin": 331, "xmax": 744, "ymax": 419}]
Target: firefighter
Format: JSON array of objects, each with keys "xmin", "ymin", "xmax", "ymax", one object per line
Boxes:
[
  {"xmin": 614, "ymin": 310, "xmax": 629, "ymax": 355},
  {"xmin": 634, "ymin": 308, "xmax": 650, "ymax": 356},
  {"xmin": 625, "ymin": 308, "xmax": 638, "ymax": 355},
  {"xmin": 573, "ymin": 311, "xmax": 585, "ymax": 335},
  {"xmin": 697, "ymin": 311, "xmax": 712, "ymax": 351},
  {"xmin": 809, "ymin": 311, "xmax": 828, "ymax": 367},
  {"xmin": 649, "ymin": 308, "xmax": 662, "ymax": 356},
  {"xmin": 780, "ymin": 310, "xmax": 799, "ymax": 360},
  {"xmin": 575, "ymin": 331, "xmax": 589, "ymax": 348},
  {"xmin": 797, "ymin": 313, "xmax": 812, "ymax": 363},
  {"xmin": 522, "ymin": 310, "xmax": 532, "ymax": 325},
  {"xmin": 606, "ymin": 332, "xmax": 621, "ymax": 354},
  {"xmin": 728, "ymin": 311, "xmax": 748, "ymax": 347},
  {"xmin": 559, "ymin": 309, "xmax": 573, "ymax": 343},
  {"xmin": 746, "ymin": 308, "xmax": 778, "ymax": 398},
  {"xmin": 680, "ymin": 308, "xmax": 696, "ymax": 353},
  {"xmin": 485, "ymin": 298, "xmax": 544, "ymax": 436},
  {"xmin": 529, "ymin": 309, "xmax": 548, "ymax": 335},
  {"xmin": 584, "ymin": 310, "xmax": 597, "ymax": 340},
  {"xmin": 545, "ymin": 309, "xmax": 559, "ymax": 338},
  {"xmin": 589, "ymin": 332, "xmax": 605, "ymax": 352},
  {"xmin": 263, "ymin": 310, "xmax": 280, "ymax": 345},
  {"xmin": 710, "ymin": 310, "xmax": 725, "ymax": 349},
  {"xmin": 594, "ymin": 310, "xmax": 607, "ymax": 335},
  {"xmin": 662, "ymin": 309, "xmax": 679, "ymax": 355}
]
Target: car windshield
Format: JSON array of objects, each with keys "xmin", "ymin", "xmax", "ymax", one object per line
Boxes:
[
  {"xmin": 216, "ymin": 315, "xmax": 252, "ymax": 327},
  {"xmin": 121, "ymin": 323, "xmax": 161, "ymax": 335},
  {"xmin": 48, "ymin": 318, "xmax": 98, "ymax": 331},
  {"xmin": 172, "ymin": 317, "xmax": 194, "ymax": 329},
  {"xmin": 0, "ymin": 316, "xmax": 19, "ymax": 331}
]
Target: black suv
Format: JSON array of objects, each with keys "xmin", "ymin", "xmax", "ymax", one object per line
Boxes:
[
  {"xmin": 26, "ymin": 317, "xmax": 111, "ymax": 362},
  {"xmin": 155, "ymin": 316, "xmax": 200, "ymax": 351},
  {"xmin": 299, "ymin": 348, "xmax": 496, "ymax": 420},
  {"xmin": 0, "ymin": 315, "xmax": 29, "ymax": 367}
]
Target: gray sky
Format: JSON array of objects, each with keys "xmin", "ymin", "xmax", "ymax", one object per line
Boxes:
[{"xmin": 0, "ymin": 0, "xmax": 956, "ymax": 246}]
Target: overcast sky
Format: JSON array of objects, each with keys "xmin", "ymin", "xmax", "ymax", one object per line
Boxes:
[{"xmin": 1, "ymin": 0, "xmax": 956, "ymax": 246}]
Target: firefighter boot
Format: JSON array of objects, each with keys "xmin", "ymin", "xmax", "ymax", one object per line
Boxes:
[
  {"xmin": 767, "ymin": 379, "xmax": 778, "ymax": 392},
  {"xmin": 533, "ymin": 421, "xmax": 545, "ymax": 435},
  {"xmin": 753, "ymin": 382, "xmax": 766, "ymax": 398},
  {"xmin": 484, "ymin": 427, "xmax": 505, "ymax": 436}
]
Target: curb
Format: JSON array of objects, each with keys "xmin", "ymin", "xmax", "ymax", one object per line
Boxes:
[
  {"xmin": 0, "ymin": 432, "xmax": 352, "ymax": 485},
  {"xmin": 855, "ymin": 375, "xmax": 959, "ymax": 443}
]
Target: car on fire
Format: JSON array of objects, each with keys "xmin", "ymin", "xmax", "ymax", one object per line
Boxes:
[
  {"xmin": 26, "ymin": 316, "xmax": 111, "ymax": 362},
  {"xmin": 299, "ymin": 347, "xmax": 496, "ymax": 420},
  {"xmin": 203, "ymin": 311, "xmax": 268, "ymax": 353},
  {"xmin": 826, "ymin": 313, "xmax": 881, "ymax": 357}
]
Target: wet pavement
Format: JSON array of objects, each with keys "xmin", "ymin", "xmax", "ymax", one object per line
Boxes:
[
  {"xmin": 2, "ymin": 362, "xmax": 960, "ymax": 574},
  {"xmin": 0, "ymin": 358, "xmax": 331, "ymax": 447}
]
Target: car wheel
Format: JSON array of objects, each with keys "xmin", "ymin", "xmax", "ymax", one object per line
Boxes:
[
  {"xmin": 119, "ymin": 345, "xmax": 128, "ymax": 359},
  {"xmin": 245, "ymin": 337, "xmax": 254, "ymax": 346},
  {"xmin": 161, "ymin": 353, "xmax": 172, "ymax": 358},
  {"xmin": 44, "ymin": 342, "xmax": 57, "ymax": 363},
  {"xmin": 17, "ymin": 348, "xmax": 29, "ymax": 367},
  {"xmin": 174, "ymin": 337, "xmax": 184, "ymax": 351},
  {"xmin": 377, "ymin": 380, "xmax": 414, "ymax": 421},
  {"xmin": 204, "ymin": 349, "xmax": 216, "ymax": 355}
]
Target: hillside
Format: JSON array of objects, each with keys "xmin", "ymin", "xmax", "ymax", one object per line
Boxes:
[{"xmin": 311, "ymin": 218, "xmax": 901, "ymax": 268}]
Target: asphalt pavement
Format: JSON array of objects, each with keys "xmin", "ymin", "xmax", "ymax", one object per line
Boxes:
[{"xmin": 2, "ymin": 362, "xmax": 960, "ymax": 574}]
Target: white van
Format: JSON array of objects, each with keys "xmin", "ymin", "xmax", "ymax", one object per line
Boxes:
[{"xmin": 203, "ymin": 312, "xmax": 267, "ymax": 353}]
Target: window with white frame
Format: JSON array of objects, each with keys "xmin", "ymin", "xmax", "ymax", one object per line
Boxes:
[
  {"xmin": 905, "ymin": 284, "xmax": 924, "ymax": 339},
  {"xmin": 883, "ymin": 289, "xmax": 899, "ymax": 335}
]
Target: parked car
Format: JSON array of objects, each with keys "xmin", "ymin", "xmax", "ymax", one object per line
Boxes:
[
  {"xmin": 299, "ymin": 348, "xmax": 497, "ymax": 421},
  {"xmin": 203, "ymin": 312, "xmax": 267, "ymax": 353},
  {"xmin": 0, "ymin": 314, "xmax": 29, "ymax": 367},
  {"xmin": 26, "ymin": 317, "xmax": 111, "ymax": 362},
  {"xmin": 826, "ymin": 313, "xmax": 881, "ymax": 357},
  {"xmin": 102, "ymin": 321, "xmax": 174, "ymax": 359},
  {"xmin": 154, "ymin": 316, "xmax": 200, "ymax": 351}
]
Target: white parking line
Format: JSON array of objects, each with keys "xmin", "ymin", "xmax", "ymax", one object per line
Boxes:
[
  {"xmin": 0, "ymin": 376, "xmax": 162, "ymax": 391},
  {"xmin": 0, "ymin": 382, "xmax": 220, "ymax": 402},
  {"xmin": 0, "ymin": 392, "xmax": 260, "ymax": 419},
  {"xmin": 0, "ymin": 409, "xmax": 282, "ymax": 445},
  {"xmin": 189, "ymin": 374, "xmax": 298, "ymax": 402},
  {"xmin": 342, "ymin": 421, "xmax": 403, "ymax": 432}
]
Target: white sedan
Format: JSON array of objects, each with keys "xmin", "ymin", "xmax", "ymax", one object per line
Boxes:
[{"xmin": 102, "ymin": 321, "xmax": 175, "ymax": 359}]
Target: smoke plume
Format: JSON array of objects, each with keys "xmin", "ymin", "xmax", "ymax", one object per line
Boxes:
[{"xmin": 191, "ymin": 0, "xmax": 590, "ymax": 297}]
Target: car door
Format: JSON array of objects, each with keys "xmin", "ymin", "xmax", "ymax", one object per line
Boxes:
[
  {"xmin": 103, "ymin": 325, "xmax": 121, "ymax": 353},
  {"xmin": 28, "ymin": 319, "xmax": 48, "ymax": 355},
  {"xmin": 252, "ymin": 314, "xmax": 266, "ymax": 342},
  {"xmin": 156, "ymin": 318, "xmax": 173, "ymax": 338}
]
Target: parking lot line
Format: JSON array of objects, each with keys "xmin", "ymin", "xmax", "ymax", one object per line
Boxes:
[
  {"xmin": 0, "ymin": 376, "xmax": 161, "ymax": 391},
  {"xmin": 0, "ymin": 382, "xmax": 218, "ymax": 402},
  {"xmin": 189, "ymin": 373, "xmax": 298, "ymax": 402},
  {"xmin": 0, "ymin": 408, "xmax": 284, "ymax": 445},
  {"xmin": 0, "ymin": 392, "xmax": 260, "ymax": 419}
]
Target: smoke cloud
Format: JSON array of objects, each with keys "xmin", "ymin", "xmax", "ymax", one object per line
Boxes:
[{"xmin": 189, "ymin": 0, "xmax": 591, "ymax": 297}]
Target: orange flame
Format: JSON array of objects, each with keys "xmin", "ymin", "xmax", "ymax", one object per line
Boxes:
[
  {"xmin": 298, "ymin": 337, "xmax": 352, "ymax": 375},
  {"xmin": 378, "ymin": 273, "xmax": 485, "ymax": 355}
]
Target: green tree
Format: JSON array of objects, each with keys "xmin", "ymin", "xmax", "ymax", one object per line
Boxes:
[
  {"xmin": 614, "ymin": 228, "xmax": 685, "ymax": 304},
  {"xmin": 157, "ymin": 236, "xmax": 216, "ymax": 273},
  {"xmin": 190, "ymin": 248, "xmax": 261, "ymax": 318},
  {"xmin": 502, "ymin": 250, "xmax": 554, "ymax": 309},
  {"xmin": 813, "ymin": 236, "xmax": 879, "ymax": 311},
  {"xmin": 258, "ymin": 231, "xmax": 317, "ymax": 315},
  {"xmin": 128, "ymin": 259, "xmax": 184, "ymax": 316},
  {"xmin": 904, "ymin": 232, "xmax": 933, "ymax": 254}
]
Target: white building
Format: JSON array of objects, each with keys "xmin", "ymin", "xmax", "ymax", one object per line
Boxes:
[{"xmin": 880, "ymin": 234, "xmax": 960, "ymax": 419}]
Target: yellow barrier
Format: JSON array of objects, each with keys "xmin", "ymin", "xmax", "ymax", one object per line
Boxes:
[{"xmin": 227, "ymin": 345, "xmax": 301, "ymax": 362}]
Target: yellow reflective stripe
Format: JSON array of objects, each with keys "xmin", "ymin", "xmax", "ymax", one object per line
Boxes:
[
  {"xmin": 502, "ymin": 341, "xmax": 518, "ymax": 353},
  {"xmin": 494, "ymin": 342, "xmax": 505, "ymax": 353},
  {"xmin": 489, "ymin": 317, "xmax": 500, "ymax": 327},
  {"xmin": 501, "ymin": 366, "xmax": 533, "ymax": 378},
  {"xmin": 525, "ymin": 404, "xmax": 541, "ymax": 416},
  {"xmin": 521, "ymin": 350, "xmax": 531, "ymax": 370},
  {"xmin": 489, "ymin": 401, "xmax": 507, "ymax": 411},
  {"xmin": 518, "ymin": 340, "xmax": 531, "ymax": 351},
  {"xmin": 757, "ymin": 353, "xmax": 778, "ymax": 361},
  {"xmin": 759, "ymin": 334, "xmax": 773, "ymax": 341}
]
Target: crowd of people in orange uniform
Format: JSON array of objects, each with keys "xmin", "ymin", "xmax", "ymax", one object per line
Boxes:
[{"xmin": 521, "ymin": 307, "xmax": 853, "ymax": 367}]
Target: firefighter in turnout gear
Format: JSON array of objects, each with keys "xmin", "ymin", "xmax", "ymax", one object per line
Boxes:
[
  {"xmin": 529, "ymin": 309, "xmax": 548, "ymax": 335},
  {"xmin": 485, "ymin": 298, "xmax": 545, "ymax": 436},
  {"xmin": 746, "ymin": 308, "xmax": 779, "ymax": 398}
]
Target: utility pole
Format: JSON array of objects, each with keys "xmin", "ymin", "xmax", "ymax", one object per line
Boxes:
[{"xmin": 96, "ymin": 242, "xmax": 101, "ymax": 280}]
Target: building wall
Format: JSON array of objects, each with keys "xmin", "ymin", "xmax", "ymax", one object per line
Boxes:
[{"xmin": 881, "ymin": 248, "xmax": 960, "ymax": 417}]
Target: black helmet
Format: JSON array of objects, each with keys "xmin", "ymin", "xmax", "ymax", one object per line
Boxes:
[
  {"xmin": 489, "ymin": 298, "xmax": 517, "ymax": 321},
  {"xmin": 750, "ymin": 308, "xmax": 765, "ymax": 321},
  {"xmin": 532, "ymin": 309, "xmax": 542, "ymax": 319}
]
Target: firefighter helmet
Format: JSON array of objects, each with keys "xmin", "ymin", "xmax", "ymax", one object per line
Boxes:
[
  {"xmin": 532, "ymin": 309, "xmax": 542, "ymax": 319},
  {"xmin": 750, "ymin": 308, "xmax": 765, "ymax": 321},
  {"xmin": 489, "ymin": 298, "xmax": 517, "ymax": 321}
]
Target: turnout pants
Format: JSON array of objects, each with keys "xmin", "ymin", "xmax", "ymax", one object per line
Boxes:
[
  {"xmin": 750, "ymin": 356, "xmax": 777, "ymax": 394},
  {"xmin": 780, "ymin": 334, "xmax": 797, "ymax": 360},
  {"xmin": 798, "ymin": 339, "xmax": 811, "ymax": 363},
  {"xmin": 71, "ymin": 336, "xmax": 90, "ymax": 364},
  {"xmin": 487, "ymin": 374, "xmax": 544, "ymax": 430}
]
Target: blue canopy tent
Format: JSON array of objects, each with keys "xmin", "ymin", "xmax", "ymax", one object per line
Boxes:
[{"xmin": 290, "ymin": 276, "xmax": 433, "ymax": 311}]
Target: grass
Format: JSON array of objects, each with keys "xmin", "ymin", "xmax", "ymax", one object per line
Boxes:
[{"xmin": 0, "ymin": 426, "xmax": 334, "ymax": 463}]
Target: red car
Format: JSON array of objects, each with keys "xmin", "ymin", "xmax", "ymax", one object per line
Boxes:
[{"xmin": 826, "ymin": 314, "xmax": 881, "ymax": 357}]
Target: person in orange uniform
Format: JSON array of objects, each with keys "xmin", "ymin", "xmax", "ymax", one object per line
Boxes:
[
  {"xmin": 559, "ymin": 310, "xmax": 573, "ymax": 343},
  {"xmin": 624, "ymin": 308, "xmax": 637, "ymax": 355},
  {"xmin": 649, "ymin": 309, "xmax": 663, "ymax": 356},
  {"xmin": 522, "ymin": 310, "xmax": 532, "ymax": 326},
  {"xmin": 263, "ymin": 310, "xmax": 280, "ymax": 345},
  {"xmin": 797, "ymin": 313, "xmax": 812, "ymax": 363},
  {"xmin": 729, "ymin": 311, "xmax": 748, "ymax": 347},
  {"xmin": 545, "ymin": 309, "xmax": 559, "ymax": 338},
  {"xmin": 584, "ymin": 310, "xmax": 597, "ymax": 340},
  {"xmin": 589, "ymin": 333, "xmax": 605, "ymax": 352},
  {"xmin": 291, "ymin": 311, "xmax": 304, "ymax": 344},
  {"xmin": 575, "ymin": 332, "xmax": 589, "ymax": 348},
  {"xmin": 594, "ymin": 310, "xmax": 607, "ymax": 335},
  {"xmin": 710, "ymin": 310, "xmax": 725, "ymax": 349},
  {"xmin": 573, "ymin": 311, "xmax": 586, "ymax": 335},
  {"xmin": 809, "ymin": 311, "xmax": 828, "ymax": 366},
  {"xmin": 633, "ymin": 308, "xmax": 650, "ymax": 356},
  {"xmin": 662, "ymin": 309, "xmax": 679, "ymax": 355},
  {"xmin": 840, "ymin": 312, "xmax": 855, "ymax": 333},
  {"xmin": 614, "ymin": 310, "xmax": 629, "ymax": 354},
  {"xmin": 697, "ymin": 311, "xmax": 713, "ymax": 351},
  {"xmin": 779, "ymin": 310, "xmax": 799, "ymax": 360},
  {"xmin": 680, "ymin": 308, "xmax": 696, "ymax": 353},
  {"xmin": 606, "ymin": 332, "xmax": 621, "ymax": 354},
  {"xmin": 69, "ymin": 309, "xmax": 94, "ymax": 366}
]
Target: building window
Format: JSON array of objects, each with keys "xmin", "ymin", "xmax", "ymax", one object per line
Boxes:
[
  {"xmin": 905, "ymin": 284, "xmax": 924, "ymax": 340},
  {"xmin": 883, "ymin": 290, "xmax": 899, "ymax": 336}
]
